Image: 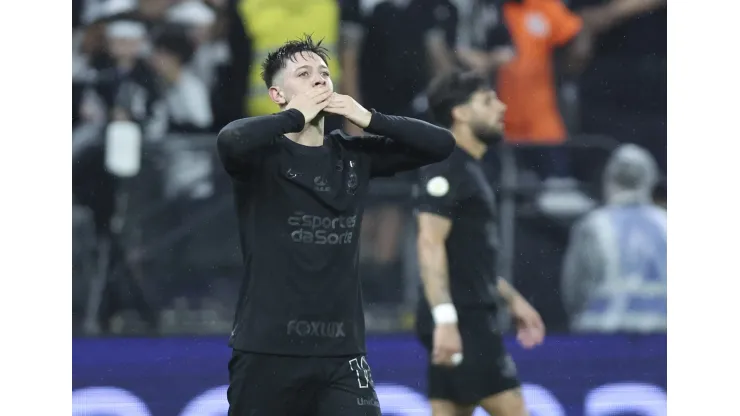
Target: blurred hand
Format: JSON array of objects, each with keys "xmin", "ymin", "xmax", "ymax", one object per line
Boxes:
[
  {"xmin": 285, "ymin": 86, "xmax": 333, "ymax": 124},
  {"xmin": 432, "ymin": 323, "xmax": 463, "ymax": 366},
  {"xmin": 324, "ymin": 94, "xmax": 372, "ymax": 129},
  {"xmin": 509, "ymin": 296, "xmax": 545, "ymax": 349}
]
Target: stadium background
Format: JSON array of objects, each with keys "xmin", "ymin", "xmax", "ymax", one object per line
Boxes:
[{"xmin": 72, "ymin": 0, "xmax": 667, "ymax": 414}]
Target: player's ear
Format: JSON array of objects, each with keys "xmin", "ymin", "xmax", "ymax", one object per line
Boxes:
[
  {"xmin": 269, "ymin": 86, "xmax": 286, "ymax": 105},
  {"xmin": 451, "ymin": 105, "xmax": 470, "ymax": 124}
]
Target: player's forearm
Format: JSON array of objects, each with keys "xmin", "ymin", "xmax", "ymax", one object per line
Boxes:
[
  {"xmin": 365, "ymin": 111, "xmax": 455, "ymax": 162},
  {"xmin": 418, "ymin": 238, "xmax": 453, "ymax": 307},
  {"xmin": 496, "ymin": 277, "xmax": 523, "ymax": 305},
  {"xmin": 217, "ymin": 109, "xmax": 305, "ymax": 167}
]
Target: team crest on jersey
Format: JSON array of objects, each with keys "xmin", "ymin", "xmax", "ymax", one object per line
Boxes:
[
  {"xmin": 346, "ymin": 160, "xmax": 358, "ymax": 195},
  {"xmin": 426, "ymin": 176, "xmax": 450, "ymax": 197}
]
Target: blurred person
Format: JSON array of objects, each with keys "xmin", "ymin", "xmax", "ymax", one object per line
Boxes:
[
  {"xmin": 340, "ymin": 0, "xmax": 459, "ymax": 126},
  {"xmin": 74, "ymin": 0, "xmax": 140, "ymax": 129},
  {"xmin": 151, "ymin": 25, "xmax": 213, "ymax": 132},
  {"xmin": 491, "ymin": 0, "xmax": 591, "ymax": 179},
  {"xmin": 216, "ymin": 35, "xmax": 454, "ymax": 416},
  {"xmin": 561, "ymin": 144, "xmax": 666, "ymax": 332},
  {"xmin": 138, "ymin": 0, "xmax": 173, "ymax": 26},
  {"xmin": 74, "ymin": 14, "xmax": 166, "ymax": 228},
  {"xmin": 491, "ymin": 0, "xmax": 664, "ymax": 178},
  {"xmin": 166, "ymin": 0, "xmax": 231, "ymax": 90},
  {"xmin": 415, "ymin": 71, "xmax": 544, "ymax": 416},
  {"xmin": 87, "ymin": 15, "xmax": 168, "ymax": 138},
  {"xmin": 453, "ymin": 0, "xmax": 516, "ymax": 75},
  {"xmin": 226, "ymin": 0, "xmax": 343, "ymax": 120},
  {"xmin": 72, "ymin": 14, "xmax": 163, "ymax": 333}
]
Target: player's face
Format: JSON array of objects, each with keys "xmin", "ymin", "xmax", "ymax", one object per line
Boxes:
[
  {"xmin": 468, "ymin": 89, "xmax": 506, "ymax": 145},
  {"xmin": 275, "ymin": 52, "xmax": 334, "ymax": 105}
]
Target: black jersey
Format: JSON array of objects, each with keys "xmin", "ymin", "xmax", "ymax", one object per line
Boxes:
[
  {"xmin": 217, "ymin": 109, "xmax": 454, "ymax": 356},
  {"xmin": 414, "ymin": 147, "xmax": 501, "ymax": 329}
]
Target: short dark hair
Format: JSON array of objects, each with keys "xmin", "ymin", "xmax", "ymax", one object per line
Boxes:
[
  {"xmin": 427, "ymin": 71, "xmax": 491, "ymax": 128},
  {"xmin": 261, "ymin": 34, "xmax": 331, "ymax": 88},
  {"xmin": 152, "ymin": 24, "xmax": 195, "ymax": 64}
]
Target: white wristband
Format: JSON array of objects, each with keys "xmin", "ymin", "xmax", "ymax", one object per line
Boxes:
[{"xmin": 432, "ymin": 303, "xmax": 458, "ymax": 325}]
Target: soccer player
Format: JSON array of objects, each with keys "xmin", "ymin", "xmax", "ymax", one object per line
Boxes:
[
  {"xmin": 216, "ymin": 35, "xmax": 455, "ymax": 416},
  {"xmin": 414, "ymin": 71, "xmax": 545, "ymax": 416}
]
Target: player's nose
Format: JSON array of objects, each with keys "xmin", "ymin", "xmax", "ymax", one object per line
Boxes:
[{"xmin": 313, "ymin": 78, "xmax": 326, "ymax": 87}]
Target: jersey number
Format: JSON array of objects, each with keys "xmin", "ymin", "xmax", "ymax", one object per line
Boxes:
[{"xmin": 348, "ymin": 356, "xmax": 373, "ymax": 389}]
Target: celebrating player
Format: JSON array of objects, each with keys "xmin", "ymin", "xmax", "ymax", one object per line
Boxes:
[{"xmin": 216, "ymin": 35, "xmax": 455, "ymax": 416}]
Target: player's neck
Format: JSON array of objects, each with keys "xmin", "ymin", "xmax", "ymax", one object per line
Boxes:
[
  {"xmin": 285, "ymin": 117, "xmax": 325, "ymax": 147},
  {"xmin": 452, "ymin": 126, "xmax": 486, "ymax": 160}
]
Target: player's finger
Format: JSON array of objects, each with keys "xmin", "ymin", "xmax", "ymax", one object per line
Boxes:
[
  {"xmin": 310, "ymin": 85, "xmax": 330, "ymax": 94},
  {"xmin": 531, "ymin": 317, "xmax": 546, "ymax": 336},
  {"xmin": 317, "ymin": 94, "xmax": 332, "ymax": 105},
  {"xmin": 314, "ymin": 90, "xmax": 333, "ymax": 102},
  {"xmin": 432, "ymin": 350, "xmax": 447, "ymax": 365}
]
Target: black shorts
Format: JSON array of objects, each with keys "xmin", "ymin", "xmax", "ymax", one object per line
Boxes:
[
  {"xmin": 417, "ymin": 309, "xmax": 521, "ymax": 405},
  {"xmin": 227, "ymin": 350, "xmax": 381, "ymax": 416}
]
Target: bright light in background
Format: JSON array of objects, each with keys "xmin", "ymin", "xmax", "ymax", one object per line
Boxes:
[{"xmin": 71, "ymin": 382, "xmax": 666, "ymax": 416}]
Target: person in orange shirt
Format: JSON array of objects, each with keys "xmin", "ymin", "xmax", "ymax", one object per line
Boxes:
[
  {"xmin": 497, "ymin": 0, "xmax": 666, "ymax": 145},
  {"xmin": 497, "ymin": 0, "xmax": 585, "ymax": 145}
]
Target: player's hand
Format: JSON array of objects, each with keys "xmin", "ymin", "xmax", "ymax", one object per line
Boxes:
[
  {"xmin": 285, "ymin": 86, "xmax": 333, "ymax": 124},
  {"xmin": 432, "ymin": 323, "xmax": 463, "ymax": 367},
  {"xmin": 323, "ymin": 93, "xmax": 372, "ymax": 128},
  {"xmin": 508, "ymin": 296, "xmax": 545, "ymax": 349}
]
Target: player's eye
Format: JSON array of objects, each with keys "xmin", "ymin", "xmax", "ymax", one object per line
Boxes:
[
  {"xmin": 298, "ymin": 72, "xmax": 309, "ymax": 77},
  {"xmin": 322, "ymin": 71, "xmax": 331, "ymax": 77}
]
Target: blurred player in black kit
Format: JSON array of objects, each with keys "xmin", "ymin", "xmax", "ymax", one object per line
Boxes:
[
  {"xmin": 216, "ymin": 35, "xmax": 455, "ymax": 416},
  {"xmin": 414, "ymin": 71, "xmax": 546, "ymax": 416}
]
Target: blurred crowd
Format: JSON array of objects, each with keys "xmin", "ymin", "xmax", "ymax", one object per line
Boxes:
[{"xmin": 72, "ymin": 0, "xmax": 667, "ymax": 336}]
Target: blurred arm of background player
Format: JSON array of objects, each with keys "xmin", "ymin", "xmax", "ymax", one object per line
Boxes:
[
  {"xmin": 564, "ymin": 0, "xmax": 668, "ymax": 74},
  {"xmin": 580, "ymin": 0, "xmax": 667, "ymax": 35},
  {"xmin": 339, "ymin": 0, "xmax": 367, "ymax": 136},
  {"xmin": 418, "ymin": 212, "xmax": 546, "ymax": 365},
  {"xmin": 423, "ymin": 1, "xmax": 462, "ymax": 78},
  {"xmin": 455, "ymin": 0, "xmax": 516, "ymax": 75}
]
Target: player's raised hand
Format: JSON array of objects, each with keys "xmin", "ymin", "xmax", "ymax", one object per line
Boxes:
[
  {"xmin": 432, "ymin": 323, "xmax": 464, "ymax": 367},
  {"xmin": 285, "ymin": 86, "xmax": 333, "ymax": 124},
  {"xmin": 509, "ymin": 296, "xmax": 545, "ymax": 349},
  {"xmin": 323, "ymin": 93, "xmax": 372, "ymax": 128}
]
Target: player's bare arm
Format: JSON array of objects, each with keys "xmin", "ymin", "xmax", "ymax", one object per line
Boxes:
[
  {"xmin": 497, "ymin": 278, "xmax": 546, "ymax": 349},
  {"xmin": 417, "ymin": 212, "xmax": 463, "ymax": 367},
  {"xmin": 323, "ymin": 93, "xmax": 372, "ymax": 128}
]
